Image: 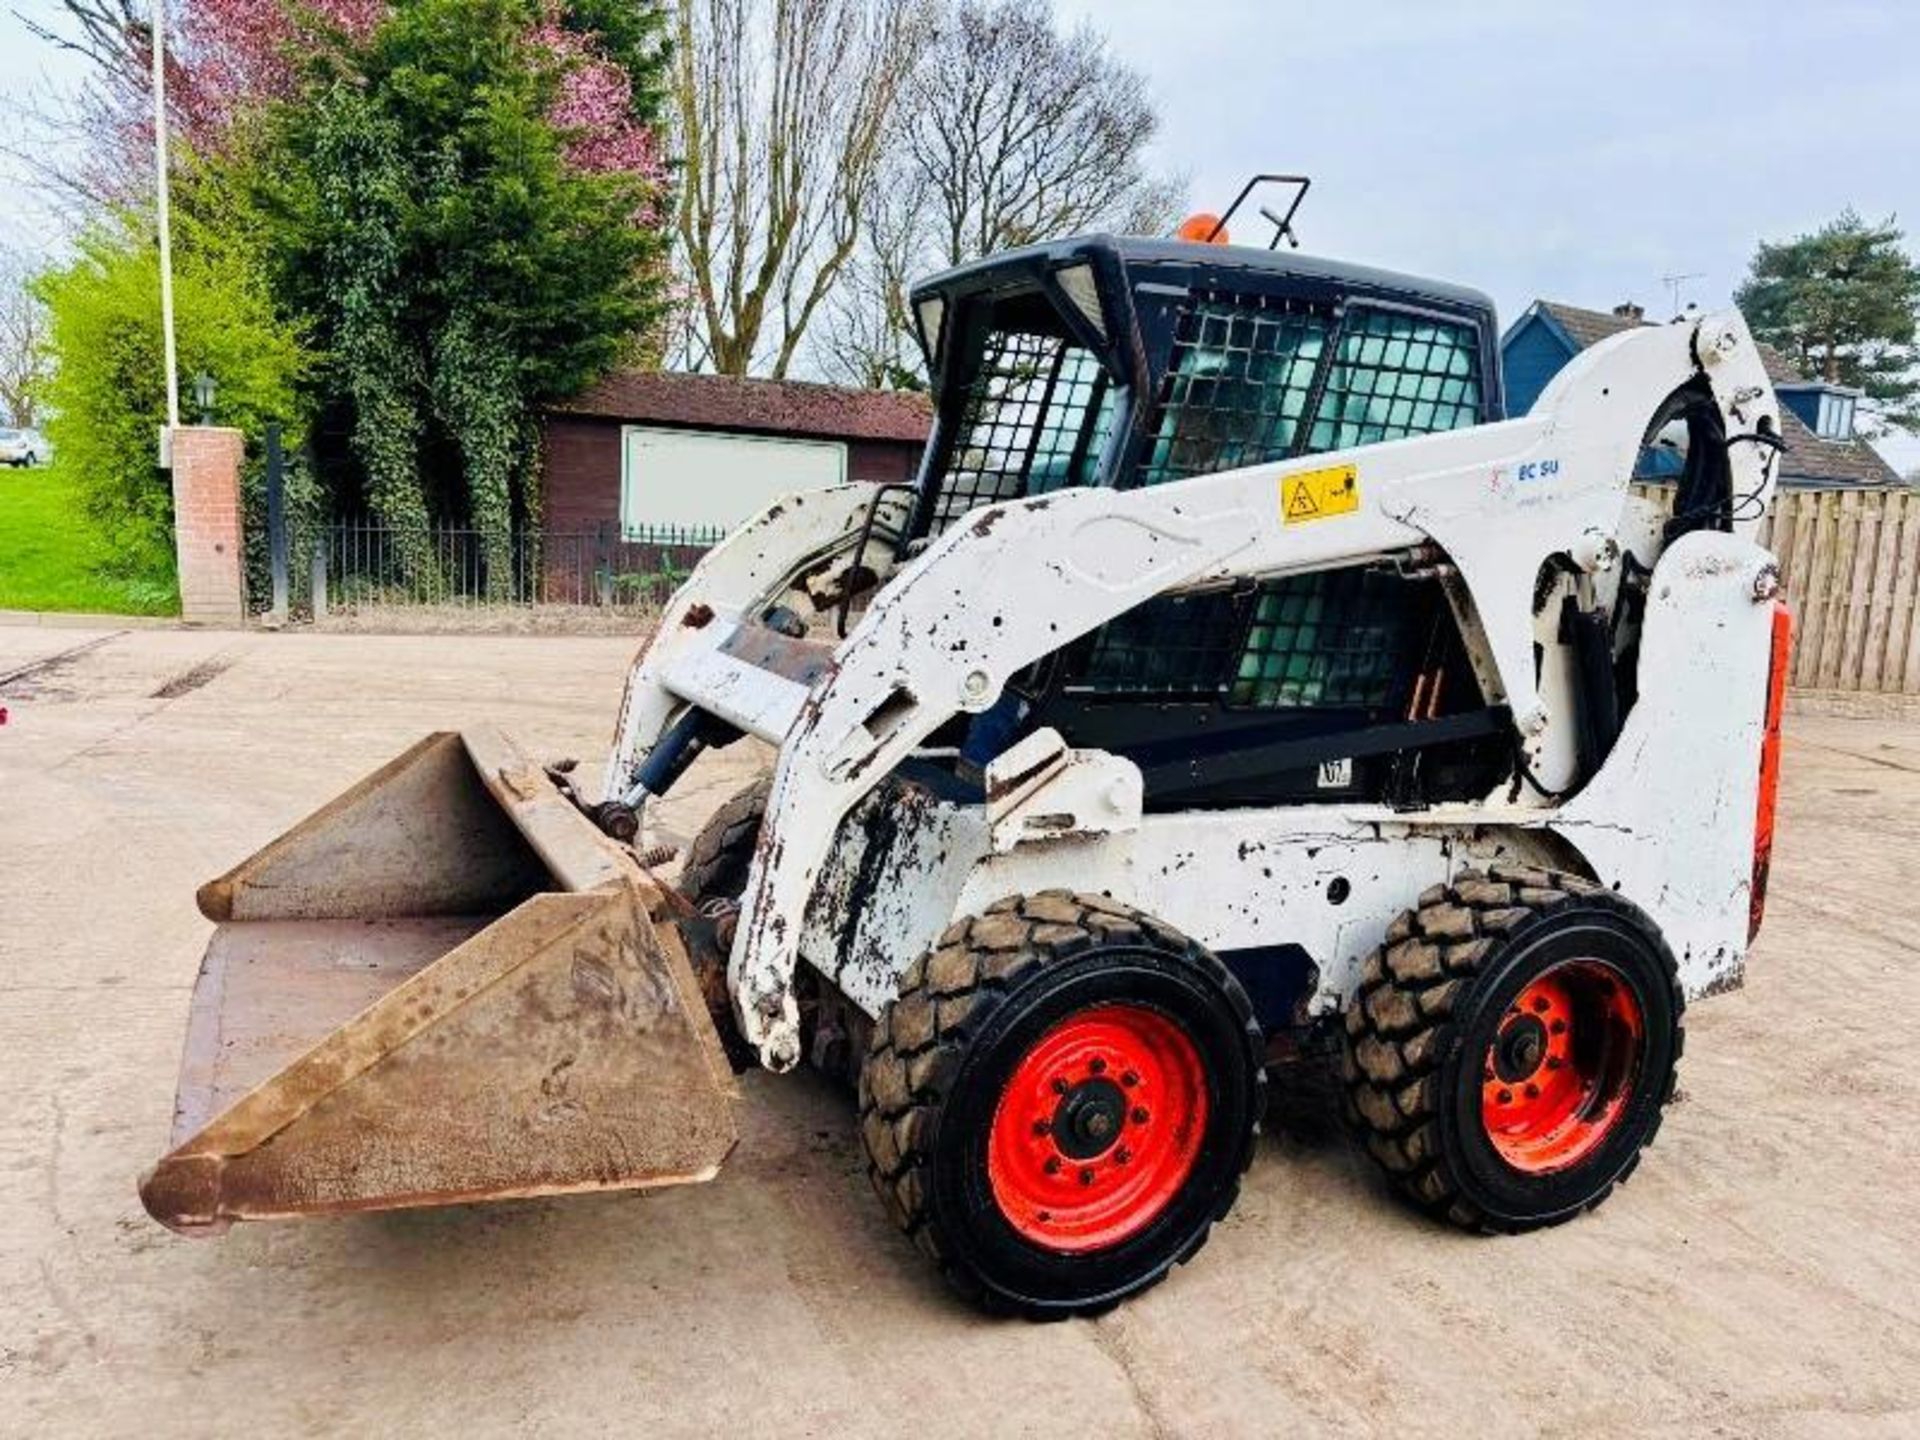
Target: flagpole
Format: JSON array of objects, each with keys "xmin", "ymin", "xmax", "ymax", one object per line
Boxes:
[{"xmin": 153, "ymin": 0, "xmax": 180, "ymax": 431}]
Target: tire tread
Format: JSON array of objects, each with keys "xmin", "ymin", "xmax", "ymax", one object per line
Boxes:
[
  {"xmin": 1340, "ymin": 868, "xmax": 1684, "ymax": 1234},
  {"xmin": 858, "ymin": 890, "xmax": 1264, "ymax": 1317}
]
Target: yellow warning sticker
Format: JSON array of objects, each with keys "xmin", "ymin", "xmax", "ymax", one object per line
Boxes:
[{"xmin": 1281, "ymin": 464, "xmax": 1360, "ymax": 525}]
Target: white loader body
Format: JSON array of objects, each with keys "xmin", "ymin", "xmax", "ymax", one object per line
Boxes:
[{"xmin": 607, "ymin": 312, "xmax": 1783, "ymax": 1071}]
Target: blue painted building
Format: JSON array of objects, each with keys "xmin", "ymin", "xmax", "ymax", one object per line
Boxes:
[{"xmin": 1500, "ymin": 300, "xmax": 1901, "ymax": 490}]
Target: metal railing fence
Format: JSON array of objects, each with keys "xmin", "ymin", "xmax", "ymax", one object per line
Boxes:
[{"xmin": 312, "ymin": 518, "xmax": 724, "ymax": 614}]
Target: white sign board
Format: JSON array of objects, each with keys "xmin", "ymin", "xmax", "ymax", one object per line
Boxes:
[{"xmin": 621, "ymin": 426, "xmax": 848, "ymax": 540}]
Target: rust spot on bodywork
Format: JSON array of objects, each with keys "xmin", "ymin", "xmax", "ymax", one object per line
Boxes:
[
  {"xmin": 717, "ymin": 624, "xmax": 837, "ymax": 688},
  {"xmin": 683, "ymin": 603, "xmax": 715, "ymax": 629},
  {"xmin": 985, "ymin": 750, "xmax": 1058, "ymax": 802},
  {"xmin": 1696, "ymin": 959, "xmax": 1746, "ymax": 998}
]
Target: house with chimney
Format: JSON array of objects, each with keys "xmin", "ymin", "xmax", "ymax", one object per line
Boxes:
[{"xmin": 1501, "ymin": 300, "xmax": 1902, "ymax": 490}]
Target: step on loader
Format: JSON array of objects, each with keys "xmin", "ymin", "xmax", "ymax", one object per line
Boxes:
[{"xmin": 143, "ymin": 184, "xmax": 1793, "ymax": 1317}]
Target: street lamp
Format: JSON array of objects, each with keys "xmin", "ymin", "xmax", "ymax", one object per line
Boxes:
[{"xmin": 193, "ymin": 371, "xmax": 216, "ymax": 426}]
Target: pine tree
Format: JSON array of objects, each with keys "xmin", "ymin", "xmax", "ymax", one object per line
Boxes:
[{"xmin": 1736, "ymin": 210, "xmax": 1920, "ymax": 436}]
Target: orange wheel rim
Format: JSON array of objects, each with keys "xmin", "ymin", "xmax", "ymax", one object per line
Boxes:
[
  {"xmin": 988, "ymin": 1004, "xmax": 1209, "ymax": 1253},
  {"xmin": 1481, "ymin": 959, "xmax": 1645, "ymax": 1174}
]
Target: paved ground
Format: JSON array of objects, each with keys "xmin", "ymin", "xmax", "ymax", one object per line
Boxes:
[{"xmin": 3, "ymin": 625, "xmax": 1918, "ymax": 1438}]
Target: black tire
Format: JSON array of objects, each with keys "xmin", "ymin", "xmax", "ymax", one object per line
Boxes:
[
  {"xmin": 1341, "ymin": 864, "xmax": 1683, "ymax": 1232},
  {"xmin": 677, "ymin": 774, "xmax": 771, "ymax": 1068},
  {"xmin": 677, "ymin": 773, "xmax": 772, "ymax": 911},
  {"xmin": 859, "ymin": 891, "xmax": 1264, "ymax": 1318}
]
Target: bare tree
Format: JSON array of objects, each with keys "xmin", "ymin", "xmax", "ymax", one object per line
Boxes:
[
  {"xmin": 908, "ymin": 0, "xmax": 1180, "ymax": 266},
  {"xmin": 14, "ymin": 1, "xmax": 145, "ymax": 70},
  {"xmin": 816, "ymin": 0, "xmax": 1183, "ymax": 386},
  {"xmin": 2, "ymin": 3, "xmax": 154, "ymax": 218},
  {"xmin": 813, "ymin": 156, "xmax": 931, "ymax": 388},
  {"xmin": 0, "ymin": 247, "xmax": 50, "ymax": 427},
  {"xmin": 672, "ymin": 0, "xmax": 931, "ymax": 377}
]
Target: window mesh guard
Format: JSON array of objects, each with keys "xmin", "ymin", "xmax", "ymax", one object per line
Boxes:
[
  {"xmin": 1067, "ymin": 570, "xmax": 1423, "ymax": 711},
  {"xmin": 1139, "ymin": 295, "xmax": 1331, "ymax": 487},
  {"xmin": 930, "ymin": 332, "xmax": 1111, "ymax": 533},
  {"xmin": 1230, "ymin": 570, "xmax": 1415, "ymax": 709},
  {"xmin": 1069, "ymin": 590, "xmax": 1246, "ymax": 698},
  {"xmin": 1308, "ymin": 308, "xmax": 1484, "ymax": 451}
]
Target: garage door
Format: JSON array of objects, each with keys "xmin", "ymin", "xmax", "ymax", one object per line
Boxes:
[{"xmin": 620, "ymin": 427, "xmax": 848, "ymax": 540}]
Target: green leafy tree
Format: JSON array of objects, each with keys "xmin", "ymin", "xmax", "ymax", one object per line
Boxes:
[
  {"xmin": 32, "ymin": 194, "xmax": 307, "ymax": 596},
  {"xmin": 1736, "ymin": 210, "xmax": 1920, "ymax": 435},
  {"xmin": 257, "ymin": 0, "xmax": 672, "ymax": 592}
]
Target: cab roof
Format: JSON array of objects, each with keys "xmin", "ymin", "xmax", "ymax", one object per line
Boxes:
[{"xmin": 911, "ymin": 233, "xmax": 1497, "ymax": 322}]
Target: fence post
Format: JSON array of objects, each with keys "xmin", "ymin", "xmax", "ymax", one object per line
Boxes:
[
  {"xmin": 265, "ymin": 422, "xmax": 289, "ymax": 622},
  {"xmin": 311, "ymin": 534, "xmax": 328, "ymax": 621}
]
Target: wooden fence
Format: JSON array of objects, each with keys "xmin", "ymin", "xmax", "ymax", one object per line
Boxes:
[
  {"xmin": 1633, "ymin": 485, "xmax": 1920, "ymax": 695},
  {"xmin": 1764, "ymin": 489, "xmax": 1920, "ymax": 695}
]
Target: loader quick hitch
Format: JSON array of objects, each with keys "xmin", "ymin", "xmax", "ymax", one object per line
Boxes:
[
  {"xmin": 551, "ymin": 708, "xmax": 746, "ymax": 844},
  {"xmin": 544, "ymin": 756, "xmax": 648, "ymax": 843}
]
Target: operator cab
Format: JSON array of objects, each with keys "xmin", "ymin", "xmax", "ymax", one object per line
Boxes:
[
  {"xmin": 905, "ymin": 240, "xmax": 1503, "ymax": 541},
  {"xmin": 896, "ymin": 190, "xmax": 1516, "ymax": 812}
]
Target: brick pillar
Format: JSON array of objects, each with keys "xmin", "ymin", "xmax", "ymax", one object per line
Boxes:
[{"xmin": 168, "ymin": 426, "xmax": 247, "ymax": 626}]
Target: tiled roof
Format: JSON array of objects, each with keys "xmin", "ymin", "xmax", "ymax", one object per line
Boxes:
[
  {"xmin": 1528, "ymin": 302, "xmax": 1901, "ymax": 489},
  {"xmin": 1537, "ymin": 301, "xmax": 1644, "ymax": 351},
  {"xmin": 557, "ymin": 370, "xmax": 932, "ymax": 444}
]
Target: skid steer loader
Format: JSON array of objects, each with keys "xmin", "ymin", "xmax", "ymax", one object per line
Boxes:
[{"xmin": 142, "ymin": 188, "xmax": 1793, "ymax": 1318}]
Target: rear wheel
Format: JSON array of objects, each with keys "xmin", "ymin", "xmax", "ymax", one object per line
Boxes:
[
  {"xmin": 859, "ymin": 892, "xmax": 1263, "ymax": 1317},
  {"xmin": 1342, "ymin": 865, "xmax": 1682, "ymax": 1232}
]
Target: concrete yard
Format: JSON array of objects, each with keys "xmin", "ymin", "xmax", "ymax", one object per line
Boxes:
[{"xmin": 3, "ymin": 624, "xmax": 1917, "ymax": 1438}]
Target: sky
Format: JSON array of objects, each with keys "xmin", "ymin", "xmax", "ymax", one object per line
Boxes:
[
  {"xmin": 0, "ymin": 3, "xmax": 95, "ymax": 255},
  {"xmin": 2, "ymin": 0, "xmax": 1916, "ymax": 467},
  {"xmin": 1052, "ymin": 0, "xmax": 1920, "ymax": 471}
]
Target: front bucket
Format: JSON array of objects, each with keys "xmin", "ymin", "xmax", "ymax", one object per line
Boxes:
[{"xmin": 140, "ymin": 728, "xmax": 738, "ymax": 1233}]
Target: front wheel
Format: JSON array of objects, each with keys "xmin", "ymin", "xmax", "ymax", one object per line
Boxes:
[
  {"xmin": 1342, "ymin": 865, "xmax": 1683, "ymax": 1232},
  {"xmin": 859, "ymin": 892, "xmax": 1263, "ymax": 1318}
]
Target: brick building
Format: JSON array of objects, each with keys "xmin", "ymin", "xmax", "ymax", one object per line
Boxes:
[{"xmin": 542, "ymin": 370, "xmax": 932, "ymax": 540}]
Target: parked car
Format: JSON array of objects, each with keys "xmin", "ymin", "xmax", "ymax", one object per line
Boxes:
[{"xmin": 0, "ymin": 428, "xmax": 48, "ymax": 467}]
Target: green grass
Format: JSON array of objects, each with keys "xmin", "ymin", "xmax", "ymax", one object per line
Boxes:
[{"xmin": 0, "ymin": 465, "xmax": 179, "ymax": 616}]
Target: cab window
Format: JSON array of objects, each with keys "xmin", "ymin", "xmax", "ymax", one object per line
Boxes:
[
  {"xmin": 1307, "ymin": 309, "xmax": 1483, "ymax": 450},
  {"xmin": 1138, "ymin": 295, "xmax": 1333, "ymax": 486}
]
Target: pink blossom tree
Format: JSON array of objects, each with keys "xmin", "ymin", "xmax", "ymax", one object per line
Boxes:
[{"xmin": 170, "ymin": 0, "xmax": 668, "ymax": 198}]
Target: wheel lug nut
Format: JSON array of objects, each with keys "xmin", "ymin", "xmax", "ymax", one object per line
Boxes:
[
  {"xmin": 1089, "ymin": 1057, "xmax": 1107, "ymax": 1075},
  {"xmin": 1524, "ymin": 1083, "xmax": 1540, "ymax": 1099},
  {"xmin": 1130, "ymin": 1106, "xmax": 1149, "ymax": 1125},
  {"xmin": 1044, "ymin": 1156, "xmax": 1061, "ymax": 1175},
  {"xmin": 1497, "ymin": 1088, "xmax": 1513, "ymax": 1104},
  {"xmin": 1122, "ymin": 1070, "xmax": 1140, "ymax": 1087},
  {"xmin": 1532, "ymin": 996, "xmax": 1550, "ymax": 1013},
  {"xmin": 1546, "ymin": 1057, "xmax": 1562, "ymax": 1071},
  {"xmin": 1051, "ymin": 1077, "xmax": 1069, "ymax": 1095},
  {"xmin": 1032, "ymin": 1119, "xmax": 1050, "ymax": 1135},
  {"xmin": 1550, "ymin": 1019, "xmax": 1567, "ymax": 1035},
  {"xmin": 1115, "ymin": 1147, "xmax": 1132, "ymax": 1165},
  {"xmin": 1079, "ymin": 1167, "xmax": 1096, "ymax": 1186}
]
